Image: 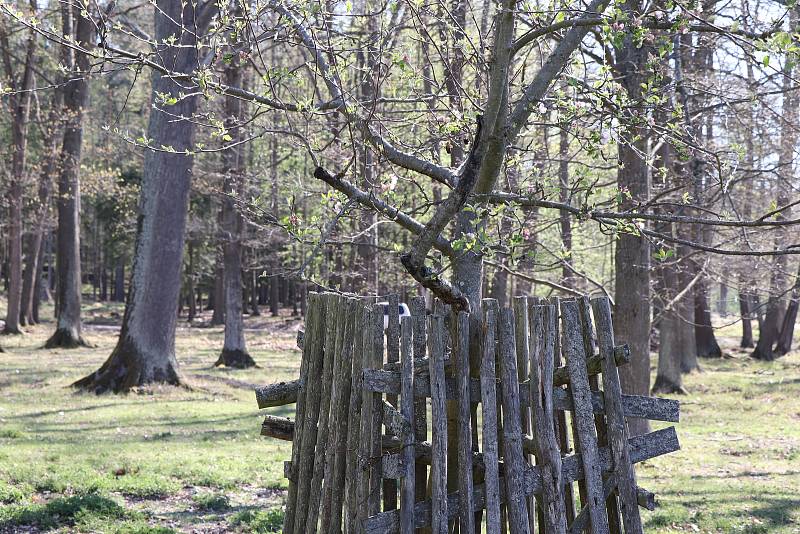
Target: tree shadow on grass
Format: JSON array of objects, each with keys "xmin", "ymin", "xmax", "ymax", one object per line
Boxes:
[{"xmin": 0, "ymin": 493, "xmax": 124, "ymax": 531}]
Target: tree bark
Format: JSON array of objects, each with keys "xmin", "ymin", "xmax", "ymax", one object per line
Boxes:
[
  {"xmin": 74, "ymin": 0, "xmax": 211, "ymax": 391},
  {"xmin": 210, "ymin": 260, "xmax": 225, "ymax": 325},
  {"xmin": 1, "ymin": 15, "xmax": 36, "ymax": 335},
  {"xmin": 776, "ymin": 264, "xmax": 800, "ymax": 355},
  {"xmin": 694, "ymin": 277, "xmax": 721, "ymax": 358},
  {"xmin": 45, "ymin": 2, "xmax": 91, "ymax": 348},
  {"xmin": 613, "ymin": 10, "xmax": 651, "ymax": 436},
  {"xmin": 216, "ymin": 36, "xmax": 255, "ymax": 369},
  {"xmin": 739, "ymin": 288, "xmax": 755, "ymax": 348}
]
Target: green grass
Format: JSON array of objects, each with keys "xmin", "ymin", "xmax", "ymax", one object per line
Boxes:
[
  {"xmin": 1, "ymin": 300, "xmax": 799, "ymax": 532},
  {"xmin": 0, "ymin": 300, "xmax": 298, "ymax": 532}
]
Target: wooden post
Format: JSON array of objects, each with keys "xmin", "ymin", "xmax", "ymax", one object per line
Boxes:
[
  {"xmin": 400, "ymin": 316, "xmax": 416, "ymax": 534},
  {"xmin": 498, "ymin": 307, "xmax": 531, "ymax": 534},
  {"xmin": 410, "ymin": 296, "xmax": 428, "ymax": 504},
  {"xmin": 357, "ymin": 306, "xmax": 376, "ymax": 530},
  {"xmin": 528, "ymin": 303, "xmax": 567, "ymax": 534},
  {"xmin": 427, "ymin": 314, "xmax": 448, "ymax": 534},
  {"xmin": 327, "ymin": 298, "xmax": 358, "ymax": 533},
  {"xmin": 561, "ymin": 299, "xmax": 610, "ymax": 534},
  {"xmin": 454, "ymin": 311, "xmax": 475, "ymax": 533},
  {"xmin": 292, "ymin": 293, "xmax": 329, "ymax": 534},
  {"xmin": 283, "ymin": 292, "xmax": 320, "ymax": 533},
  {"xmin": 368, "ymin": 302, "xmax": 385, "ymax": 516},
  {"xmin": 306, "ymin": 294, "xmax": 342, "ymax": 532},
  {"xmin": 591, "ymin": 297, "xmax": 644, "ymax": 534},
  {"xmin": 385, "ymin": 295, "xmax": 400, "ymax": 511},
  {"xmin": 345, "ymin": 302, "xmax": 366, "ymax": 532},
  {"xmin": 480, "ymin": 300, "xmax": 502, "ymax": 534},
  {"xmin": 513, "ymin": 296, "xmax": 537, "ymax": 534}
]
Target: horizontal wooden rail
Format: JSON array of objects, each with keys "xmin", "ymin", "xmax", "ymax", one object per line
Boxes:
[{"xmin": 363, "ymin": 427, "xmax": 679, "ymax": 533}]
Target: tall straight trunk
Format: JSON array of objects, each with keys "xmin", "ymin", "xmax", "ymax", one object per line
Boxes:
[
  {"xmin": 113, "ymin": 259, "xmax": 125, "ymax": 302},
  {"xmin": 694, "ymin": 277, "xmax": 721, "ymax": 358},
  {"xmin": 739, "ymin": 290, "xmax": 755, "ymax": 348},
  {"xmin": 1, "ymin": 19, "xmax": 36, "ymax": 335},
  {"xmin": 249, "ymin": 270, "xmax": 260, "ymax": 316},
  {"xmin": 32, "ymin": 240, "xmax": 47, "ymax": 324},
  {"xmin": 210, "ymin": 261, "xmax": 225, "ymax": 325},
  {"xmin": 776, "ymin": 263, "xmax": 800, "ymax": 355},
  {"xmin": 613, "ymin": 10, "xmax": 651, "ymax": 436},
  {"xmin": 22, "ymin": 98, "xmax": 62, "ymax": 325},
  {"xmin": 717, "ymin": 282, "xmax": 728, "ymax": 316},
  {"xmin": 45, "ymin": 3, "xmax": 91, "ymax": 348},
  {"xmin": 186, "ymin": 242, "xmax": 196, "ymax": 322},
  {"xmin": 270, "ymin": 274, "xmax": 280, "ymax": 316},
  {"xmin": 753, "ymin": 35, "xmax": 796, "ymax": 360},
  {"xmin": 216, "ymin": 37, "xmax": 254, "ymax": 369},
  {"xmin": 74, "ymin": 0, "xmax": 210, "ymax": 392}
]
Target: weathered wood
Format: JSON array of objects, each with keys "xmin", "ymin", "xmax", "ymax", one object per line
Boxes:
[
  {"xmin": 307, "ymin": 294, "xmax": 342, "ymax": 532},
  {"xmin": 292, "ymin": 293, "xmax": 328, "ymax": 534},
  {"xmin": 529, "ymin": 304, "xmax": 567, "ymax": 534},
  {"xmin": 364, "ymin": 427, "xmax": 680, "ymax": 533},
  {"xmin": 561, "ymin": 299, "xmax": 610, "ymax": 534},
  {"xmin": 255, "ymin": 379, "xmax": 299, "ymax": 409},
  {"xmin": 499, "ymin": 307, "xmax": 531, "ymax": 534},
  {"xmin": 454, "ymin": 311, "xmax": 475, "ymax": 533},
  {"xmin": 480, "ymin": 302, "xmax": 502, "ymax": 534},
  {"xmin": 427, "ymin": 315, "xmax": 448, "ymax": 534},
  {"xmin": 553, "ymin": 344, "xmax": 630, "ymax": 387},
  {"xmin": 345, "ymin": 302, "xmax": 366, "ymax": 533},
  {"xmin": 513, "ymin": 296, "xmax": 537, "ymax": 534},
  {"xmin": 362, "ymin": 369, "xmax": 679, "ymax": 422},
  {"xmin": 383, "ymin": 400, "xmax": 411, "ymax": 438},
  {"xmin": 400, "ymin": 317, "xmax": 415, "ymax": 534},
  {"xmin": 385, "ymin": 295, "xmax": 400, "ymax": 512},
  {"xmin": 578, "ymin": 296, "xmax": 622, "ymax": 534},
  {"xmin": 327, "ymin": 298, "xmax": 358, "ymax": 534},
  {"xmin": 260, "ymin": 414, "xmax": 294, "ymax": 441},
  {"xmin": 637, "ymin": 487, "xmax": 656, "ymax": 511},
  {"xmin": 356, "ymin": 306, "xmax": 375, "ymax": 531},
  {"xmin": 368, "ymin": 303, "xmax": 385, "ymax": 517},
  {"xmin": 410, "ymin": 296, "xmax": 428, "ymax": 504},
  {"xmin": 592, "ymin": 297, "xmax": 644, "ymax": 533},
  {"xmin": 282, "ymin": 292, "xmax": 319, "ymax": 534}
]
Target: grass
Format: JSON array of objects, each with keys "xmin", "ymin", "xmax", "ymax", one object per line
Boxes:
[{"xmin": 0, "ymin": 298, "xmax": 799, "ymax": 532}]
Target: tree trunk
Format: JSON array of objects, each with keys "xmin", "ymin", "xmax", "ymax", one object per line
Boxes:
[
  {"xmin": 249, "ymin": 270, "xmax": 260, "ymax": 316},
  {"xmin": 1, "ymin": 20, "xmax": 36, "ymax": 335},
  {"xmin": 210, "ymin": 262, "xmax": 225, "ymax": 325},
  {"xmin": 776, "ymin": 264, "xmax": 800, "ymax": 355},
  {"xmin": 694, "ymin": 277, "xmax": 721, "ymax": 358},
  {"xmin": 186, "ymin": 242, "xmax": 196, "ymax": 323},
  {"xmin": 613, "ymin": 19, "xmax": 651, "ymax": 436},
  {"xmin": 216, "ymin": 40, "xmax": 255, "ymax": 369},
  {"xmin": 74, "ymin": 0, "xmax": 208, "ymax": 392},
  {"xmin": 113, "ymin": 259, "xmax": 125, "ymax": 302},
  {"xmin": 32, "ymin": 240, "xmax": 47, "ymax": 324},
  {"xmin": 45, "ymin": 3, "xmax": 91, "ymax": 348},
  {"xmin": 270, "ymin": 274, "xmax": 280, "ymax": 316},
  {"xmin": 739, "ymin": 287, "xmax": 755, "ymax": 348}
]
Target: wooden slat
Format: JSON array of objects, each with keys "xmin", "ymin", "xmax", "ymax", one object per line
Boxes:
[
  {"xmin": 578, "ymin": 296, "xmax": 622, "ymax": 534},
  {"xmin": 480, "ymin": 301, "xmax": 502, "ymax": 534},
  {"xmin": 307, "ymin": 294, "xmax": 342, "ymax": 532},
  {"xmin": 513, "ymin": 297, "xmax": 538, "ymax": 534},
  {"xmin": 384, "ymin": 295, "xmax": 400, "ymax": 512},
  {"xmin": 427, "ymin": 315, "xmax": 448, "ymax": 534},
  {"xmin": 454, "ymin": 311, "xmax": 475, "ymax": 533},
  {"xmin": 368, "ymin": 302, "xmax": 385, "ymax": 517},
  {"xmin": 345, "ymin": 302, "xmax": 366, "ymax": 533},
  {"xmin": 410, "ymin": 296, "xmax": 428, "ymax": 504},
  {"xmin": 327, "ymin": 298, "xmax": 358, "ymax": 533},
  {"xmin": 281, "ymin": 293, "xmax": 318, "ymax": 533},
  {"xmin": 400, "ymin": 317, "xmax": 415, "ymax": 534},
  {"xmin": 592, "ymin": 297, "xmax": 644, "ymax": 534},
  {"xmin": 561, "ymin": 299, "xmax": 610, "ymax": 534},
  {"xmin": 364, "ymin": 427, "xmax": 680, "ymax": 533},
  {"xmin": 529, "ymin": 304, "xmax": 567, "ymax": 533},
  {"xmin": 255, "ymin": 379, "xmax": 299, "ymax": 408},
  {"xmin": 357, "ymin": 306, "xmax": 376, "ymax": 529},
  {"xmin": 292, "ymin": 293, "xmax": 328, "ymax": 534},
  {"xmin": 498, "ymin": 307, "xmax": 531, "ymax": 534}
]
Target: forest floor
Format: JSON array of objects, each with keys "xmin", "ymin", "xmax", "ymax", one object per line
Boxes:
[{"xmin": 0, "ymin": 300, "xmax": 798, "ymax": 533}]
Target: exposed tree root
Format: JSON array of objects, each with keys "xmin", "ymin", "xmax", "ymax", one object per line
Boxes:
[
  {"xmin": 73, "ymin": 335, "xmax": 182, "ymax": 394},
  {"xmin": 45, "ymin": 328, "xmax": 89, "ymax": 349},
  {"xmin": 215, "ymin": 348, "xmax": 257, "ymax": 369}
]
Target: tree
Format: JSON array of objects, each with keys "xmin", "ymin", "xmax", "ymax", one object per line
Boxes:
[
  {"xmin": 45, "ymin": 0, "xmax": 91, "ymax": 348},
  {"xmin": 216, "ymin": 14, "xmax": 255, "ymax": 369},
  {"xmin": 1, "ymin": 2, "xmax": 36, "ymax": 335},
  {"xmin": 75, "ymin": 0, "xmax": 216, "ymax": 391}
]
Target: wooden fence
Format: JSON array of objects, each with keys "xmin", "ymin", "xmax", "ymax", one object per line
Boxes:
[{"xmin": 256, "ymin": 292, "xmax": 681, "ymax": 533}]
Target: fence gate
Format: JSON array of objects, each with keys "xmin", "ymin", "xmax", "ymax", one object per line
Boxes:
[{"xmin": 256, "ymin": 292, "xmax": 680, "ymax": 533}]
